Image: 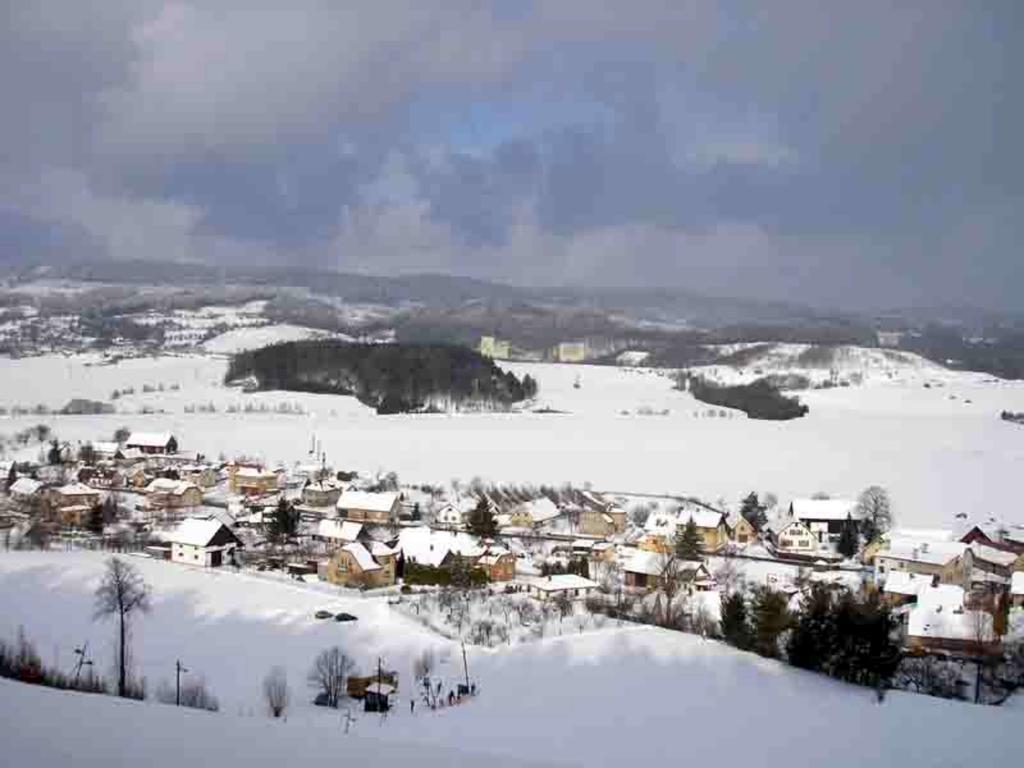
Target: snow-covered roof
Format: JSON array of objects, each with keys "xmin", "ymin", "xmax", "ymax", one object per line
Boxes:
[
  {"xmin": 126, "ymin": 432, "xmax": 174, "ymax": 448},
  {"xmin": 234, "ymin": 466, "xmax": 278, "ymax": 479},
  {"xmin": 364, "ymin": 682, "xmax": 395, "ymax": 695},
  {"xmin": 680, "ymin": 508, "xmax": 724, "ymax": 529},
  {"xmin": 521, "ymin": 574, "xmax": 599, "ymax": 592},
  {"xmin": 969, "ymin": 543, "xmax": 1019, "ymax": 568},
  {"xmin": 880, "ymin": 539, "xmax": 965, "ymax": 566},
  {"xmin": 622, "ymin": 549, "xmax": 664, "ymax": 577},
  {"xmin": 145, "ymin": 478, "xmax": 199, "ymax": 495},
  {"xmin": 317, "ymin": 519, "xmax": 363, "ymax": 541},
  {"xmin": 882, "ymin": 571, "xmax": 932, "ymax": 596},
  {"xmin": 336, "ymin": 490, "xmax": 399, "ymax": 514},
  {"xmin": 884, "ymin": 528, "xmax": 954, "ymax": 543},
  {"xmin": 9, "ymin": 477, "xmax": 41, "ymax": 496},
  {"xmin": 341, "ymin": 542, "xmax": 380, "ymax": 572},
  {"xmin": 908, "ymin": 585, "xmax": 994, "ymax": 642},
  {"xmin": 396, "ymin": 527, "xmax": 482, "ymax": 567},
  {"xmin": 369, "ymin": 541, "xmax": 396, "ymax": 557},
  {"xmin": 518, "ymin": 497, "xmax": 560, "ymax": 523},
  {"xmin": 791, "ymin": 498, "xmax": 860, "ymax": 522},
  {"xmin": 57, "ymin": 482, "xmax": 98, "ymax": 496},
  {"xmin": 92, "ymin": 441, "xmax": 122, "ymax": 456},
  {"xmin": 168, "ymin": 517, "xmax": 232, "ymax": 547},
  {"xmin": 1012, "ymin": 572, "xmax": 1024, "ymax": 597}
]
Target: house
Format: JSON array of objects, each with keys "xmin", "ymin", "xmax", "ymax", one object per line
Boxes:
[
  {"xmin": 125, "ymin": 432, "xmax": 178, "ymax": 455},
  {"xmin": 316, "ymin": 519, "xmax": 364, "ymax": 546},
  {"xmin": 145, "ymin": 478, "xmax": 203, "ymax": 513},
  {"xmin": 395, "ymin": 527, "xmax": 483, "ymax": 569},
  {"xmin": 1011, "ymin": 572, "xmax": 1024, "ymax": 609},
  {"xmin": 336, "ymin": 490, "xmax": 401, "ymax": 523},
  {"xmin": 167, "ymin": 517, "xmax": 242, "ymax": 568},
  {"xmin": 960, "ymin": 524, "xmax": 1024, "ymax": 556},
  {"xmin": 578, "ymin": 505, "xmax": 627, "ymax": 538},
  {"xmin": 872, "ymin": 539, "xmax": 967, "ymax": 584},
  {"xmin": 639, "ymin": 506, "xmax": 729, "ymax": 554},
  {"xmin": 81, "ymin": 466, "xmax": 125, "ymax": 490},
  {"xmin": 730, "ymin": 515, "xmax": 759, "ymax": 545},
  {"xmin": 519, "ymin": 574, "xmax": 599, "ymax": 601},
  {"xmin": 50, "ymin": 482, "xmax": 102, "ymax": 527},
  {"xmin": 508, "ymin": 497, "xmax": 561, "ymax": 530},
  {"xmin": 553, "ymin": 341, "xmax": 586, "ymax": 363},
  {"xmin": 301, "ymin": 479, "xmax": 343, "ymax": 508},
  {"xmin": 92, "ymin": 442, "xmax": 125, "ymax": 461},
  {"xmin": 906, "ymin": 585, "xmax": 998, "ymax": 655},
  {"xmin": 622, "ymin": 549, "xmax": 712, "ymax": 592},
  {"xmin": 177, "ymin": 464, "xmax": 219, "ymax": 489},
  {"xmin": 771, "ymin": 520, "xmax": 818, "ymax": 555},
  {"xmin": 477, "ymin": 547, "xmax": 516, "ymax": 582},
  {"xmin": 435, "ymin": 496, "xmax": 477, "ymax": 529},
  {"xmin": 8, "ymin": 477, "xmax": 42, "ymax": 501},
  {"xmin": 882, "ymin": 571, "xmax": 935, "ymax": 606},
  {"xmin": 323, "ymin": 541, "xmax": 396, "ymax": 588},
  {"xmin": 789, "ymin": 498, "xmax": 862, "ymax": 545},
  {"xmin": 229, "ymin": 465, "xmax": 280, "ymax": 496}
]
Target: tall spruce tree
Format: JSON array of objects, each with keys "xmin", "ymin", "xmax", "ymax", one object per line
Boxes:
[
  {"xmin": 467, "ymin": 497, "xmax": 497, "ymax": 538},
  {"xmin": 268, "ymin": 497, "xmax": 298, "ymax": 542},
  {"xmin": 720, "ymin": 592, "xmax": 752, "ymax": 650},
  {"xmin": 740, "ymin": 492, "xmax": 767, "ymax": 530},
  {"xmin": 750, "ymin": 586, "xmax": 791, "ymax": 658},
  {"xmin": 786, "ymin": 584, "xmax": 836, "ymax": 671},
  {"xmin": 674, "ymin": 518, "xmax": 703, "ymax": 560},
  {"xmin": 86, "ymin": 502, "xmax": 105, "ymax": 535},
  {"xmin": 836, "ymin": 514, "xmax": 858, "ymax": 558}
]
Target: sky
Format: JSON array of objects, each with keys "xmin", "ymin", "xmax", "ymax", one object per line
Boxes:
[{"xmin": 0, "ymin": 1, "xmax": 1020, "ymax": 311}]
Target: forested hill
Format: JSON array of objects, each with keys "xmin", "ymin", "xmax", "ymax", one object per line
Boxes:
[{"xmin": 225, "ymin": 340, "xmax": 537, "ymax": 413}]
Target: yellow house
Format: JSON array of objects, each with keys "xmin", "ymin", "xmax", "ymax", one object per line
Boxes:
[
  {"xmin": 640, "ymin": 508, "xmax": 728, "ymax": 554},
  {"xmin": 145, "ymin": 478, "xmax": 203, "ymax": 512},
  {"xmin": 336, "ymin": 490, "xmax": 401, "ymax": 523},
  {"xmin": 730, "ymin": 516, "xmax": 758, "ymax": 545},
  {"xmin": 324, "ymin": 542, "xmax": 396, "ymax": 588},
  {"xmin": 479, "ymin": 336, "xmax": 511, "ymax": 359},
  {"xmin": 578, "ymin": 506, "xmax": 627, "ymax": 538},
  {"xmin": 554, "ymin": 342, "xmax": 586, "ymax": 363},
  {"xmin": 229, "ymin": 465, "xmax": 280, "ymax": 496}
]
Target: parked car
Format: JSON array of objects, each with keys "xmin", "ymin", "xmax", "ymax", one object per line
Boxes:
[
  {"xmin": 334, "ymin": 612, "xmax": 358, "ymax": 622},
  {"xmin": 314, "ymin": 610, "xmax": 333, "ymax": 620}
]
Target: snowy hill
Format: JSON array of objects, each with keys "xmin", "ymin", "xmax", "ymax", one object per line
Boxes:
[{"xmin": 0, "ymin": 552, "xmax": 1020, "ymax": 767}]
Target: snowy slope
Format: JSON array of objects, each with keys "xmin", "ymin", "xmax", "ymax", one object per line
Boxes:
[
  {"xmin": 0, "ymin": 552, "xmax": 1020, "ymax": 768},
  {"xmin": 0, "ymin": 679, "xmax": 554, "ymax": 768},
  {"xmin": 203, "ymin": 324, "xmax": 340, "ymax": 353}
]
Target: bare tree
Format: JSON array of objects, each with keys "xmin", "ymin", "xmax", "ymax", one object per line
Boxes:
[
  {"xmin": 307, "ymin": 646, "xmax": 353, "ymax": 708},
  {"xmin": 553, "ymin": 591, "xmax": 574, "ymax": 622},
  {"xmin": 857, "ymin": 485, "xmax": 892, "ymax": 540},
  {"xmin": 94, "ymin": 557, "xmax": 151, "ymax": 697},
  {"xmin": 714, "ymin": 558, "xmax": 742, "ymax": 596},
  {"xmin": 263, "ymin": 666, "xmax": 289, "ymax": 717}
]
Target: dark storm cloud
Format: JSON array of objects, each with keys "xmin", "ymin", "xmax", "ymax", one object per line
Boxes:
[{"xmin": 0, "ymin": 1, "xmax": 1020, "ymax": 310}]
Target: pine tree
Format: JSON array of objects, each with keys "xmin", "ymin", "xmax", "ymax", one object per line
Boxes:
[
  {"xmin": 47, "ymin": 440, "xmax": 62, "ymax": 466},
  {"xmin": 467, "ymin": 497, "xmax": 497, "ymax": 538},
  {"xmin": 740, "ymin": 492, "xmax": 767, "ymax": 530},
  {"xmin": 786, "ymin": 584, "xmax": 836, "ymax": 671},
  {"xmin": 836, "ymin": 514, "xmax": 858, "ymax": 558},
  {"xmin": 268, "ymin": 497, "xmax": 298, "ymax": 542},
  {"xmin": 86, "ymin": 502, "xmax": 105, "ymax": 535},
  {"xmin": 750, "ymin": 587, "xmax": 791, "ymax": 658},
  {"xmin": 674, "ymin": 518, "xmax": 703, "ymax": 560},
  {"xmin": 5, "ymin": 463, "xmax": 16, "ymax": 492},
  {"xmin": 720, "ymin": 592, "xmax": 751, "ymax": 650}
]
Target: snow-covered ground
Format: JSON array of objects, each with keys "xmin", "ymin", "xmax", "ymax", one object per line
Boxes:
[
  {"xmin": 0, "ymin": 551, "xmax": 1020, "ymax": 768},
  {"xmin": 2, "ymin": 349, "xmax": 1024, "ymax": 527},
  {"xmin": 203, "ymin": 324, "xmax": 340, "ymax": 354}
]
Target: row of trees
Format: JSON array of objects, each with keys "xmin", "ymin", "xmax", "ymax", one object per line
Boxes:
[{"xmin": 719, "ymin": 582, "xmax": 903, "ymax": 693}]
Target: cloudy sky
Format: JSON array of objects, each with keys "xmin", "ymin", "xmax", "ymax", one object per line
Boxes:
[{"xmin": 1, "ymin": 1, "xmax": 1020, "ymax": 310}]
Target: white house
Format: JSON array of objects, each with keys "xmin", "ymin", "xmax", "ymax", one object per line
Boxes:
[
  {"xmin": 906, "ymin": 584, "xmax": 996, "ymax": 653},
  {"xmin": 772, "ymin": 520, "xmax": 818, "ymax": 555},
  {"xmin": 519, "ymin": 574, "xmax": 599, "ymax": 602},
  {"xmin": 167, "ymin": 517, "xmax": 242, "ymax": 568},
  {"xmin": 790, "ymin": 498, "xmax": 862, "ymax": 544},
  {"xmin": 9, "ymin": 477, "xmax": 42, "ymax": 500}
]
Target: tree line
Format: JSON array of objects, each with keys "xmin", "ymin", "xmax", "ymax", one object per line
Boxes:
[
  {"xmin": 225, "ymin": 339, "xmax": 537, "ymax": 414},
  {"xmin": 681, "ymin": 374, "xmax": 809, "ymax": 420}
]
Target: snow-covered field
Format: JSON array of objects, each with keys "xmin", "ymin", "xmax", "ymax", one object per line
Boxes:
[
  {"xmin": 2, "ymin": 348, "xmax": 1024, "ymax": 527},
  {"xmin": 0, "ymin": 551, "xmax": 1019, "ymax": 768}
]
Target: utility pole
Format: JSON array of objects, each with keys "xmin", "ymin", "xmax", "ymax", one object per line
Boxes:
[
  {"xmin": 176, "ymin": 659, "xmax": 188, "ymax": 706},
  {"xmin": 461, "ymin": 642, "xmax": 470, "ymax": 691},
  {"xmin": 72, "ymin": 642, "xmax": 92, "ymax": 687}
]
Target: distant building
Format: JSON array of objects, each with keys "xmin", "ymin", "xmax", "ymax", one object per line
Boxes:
[
  {"xmin": 790, "ymin": 498, "xmax": 862, "ymax": 545},
  {"xmin": 615, "ymin": 350, "xmax": 650, "ymax": 367},
  {"xmin": 145, "ymin": 478, "xmax": 203, "ymax": 512},
  {"xmin": 479, "ymin": 336, "xmax": 511, "ymax": 359},
  {"xmin": 553, "ymin": 342, "xmax": 586, "ymax": 363},
  {"xmin": 876, "ymin": 330, "xmax": 904, "ymax": 348},
  {"xmin": 229, "ymin": 465, "xmax": 280, "ymax": 496},
  {"xmin": 519, "ymin": 574, "xmax": 599, "ymax": 602},
  {"xmin": 125, "ymin": 432, "xmax": 178, "ymax": 455},
  {"xmin": 323, "ymin": 541, "xmax": 397, "ymax": 588}
]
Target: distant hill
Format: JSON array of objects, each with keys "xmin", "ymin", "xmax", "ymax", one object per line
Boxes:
[{"xmin": 224, "ymin": 339, "xmax": 537, "ymax": 413}]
